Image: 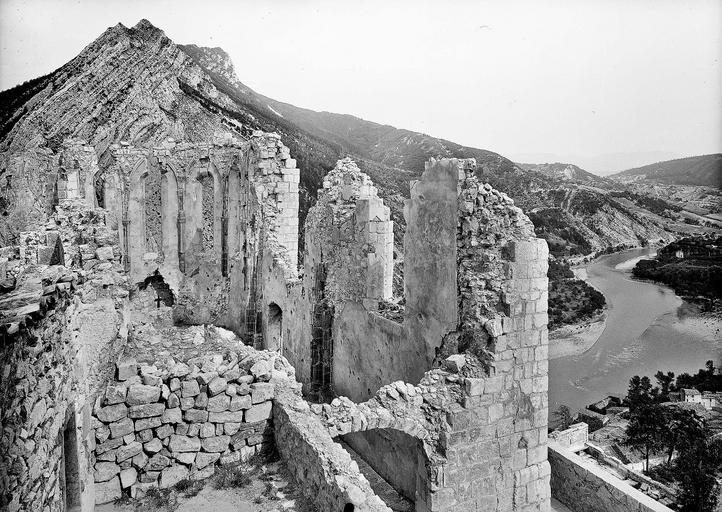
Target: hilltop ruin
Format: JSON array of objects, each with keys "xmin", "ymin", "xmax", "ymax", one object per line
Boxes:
[{"xmin": 0, "ymin": 133, "xmax": 551, "ymax": 512}]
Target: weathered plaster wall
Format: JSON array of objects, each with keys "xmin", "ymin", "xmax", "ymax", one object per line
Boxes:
[
  {"xmin": 403, "ymin": 159, "xmax": 459, "ymax": 380},
  {"xmin": 332, "ymin": 301, "xmax": 410, "ymax": 402},
  {"xmin": 548, "ymin": 443, "xmax": 673, "ymax": 512}
]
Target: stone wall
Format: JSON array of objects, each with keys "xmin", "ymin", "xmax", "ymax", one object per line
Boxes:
[
  {"xmin": 90, "ymin": 348, "xmax": 292, "ymax": 503},
  {"xmin": 273, "ymin": 388, "xmax": 392, "ymax": 512},
  {"xmin": 549, "ymin": 443, "xmax": 673, "ymax": 512},
  {"xmin": 0, "ymin": 200, "xmax": 129, "ymax": 512},
  {"xmin": 105, "ymin": 133, "xmax": 299, "ymax": 336},
  {"xmin": 403, "ymin": 158, "xmax": 459, "ymax": 379},
  {"xmin": 332, "ymin": 301, "xmax": 411, "ymax": 402},
  {"xmin": 304, "ymin": 158, "xmax": 393, "ymax": 309}
]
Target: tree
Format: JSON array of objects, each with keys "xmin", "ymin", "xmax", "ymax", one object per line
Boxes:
[
  {"xmin": 661, "ymin": 408, "xmax": 705, "ymax": 464},
  {"xmin": 553, "ymin": 405, "xmax": 573, "ymax": 430},
  {"xmin": 675, "ymin": 435, "xmax": 722, "ymax": 512},
  {"xmin": 625, "ymin": 403, "xmax": 666, "ymax": 472},
  {"xmin": 626, "ymin": 375, "xmax": 658, "ymax": 411},
  {"xmin": 655, "ymin": 371, "xmax": 675, "ymax": 397}
]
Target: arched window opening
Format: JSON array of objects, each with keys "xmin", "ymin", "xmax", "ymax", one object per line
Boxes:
[
  {"xmin": 94, "ymin": 172, "xmax": 106, "ymax": 208},
  {"xmin": 343, "ymin": 504, "xmax": 355, "ymax": 512},
  {"xmin": 144, "ymin": 166, "xmax": 163, "ymax": 260}
]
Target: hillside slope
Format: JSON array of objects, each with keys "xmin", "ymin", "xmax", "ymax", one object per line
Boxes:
[
  {"xmin": 611, "ymin": 154, "xmax": 722, "ymax": 187},
  {"xmin": 0, "ymin": 19, "xmax": 684, "ymax": 258}
]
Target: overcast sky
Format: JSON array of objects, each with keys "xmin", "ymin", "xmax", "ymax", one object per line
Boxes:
[{"xmin": 1, "ymin": 0, "xmax": 720, "ymax": 173}]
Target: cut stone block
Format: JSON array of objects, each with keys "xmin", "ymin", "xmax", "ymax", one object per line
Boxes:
[
  {"xmin": 126, "ymin": 383, "xmax": 161, "ymax": 405},
  {"xmin": 184, "ymin": 409, "xmax": 209, "ymax": 423},
  {"xmin": 200, "ymin": 435, "xmax": 230, "ymax": 453},
  {"xmin": 94, "ymin": 462, "xmax": 121, "ymax": 482},
  {"xmin": 109, "ymin": 417, "xmax": 134, "ymax": 439},
  {"xmin": 96, "ymin": 404, "xmax": 128, "ymax": 423},
  {"xmin": 95, "ymin": 476, "xmax": 122, "ymax": 505},
  {"xmin": 116, "ymin": 442, "xmax": 142, "ymax": 462},
  {"xmin": 119, "ymin": 467, "xmax": 137, "ymax": 488},
  {"xmin": 159, "ymin": 465, "xmax": 189, "ymax": 489},
  {"xmin": 169, "ymin": 434, "xmax": 201, "ymax": 453},
  {"xmin": 244, "ymin": 401, "xmax": 272, "ymax": 423},
  {"xmin": 128, "ymin": 403, "xmax": 165, "ymax": 419}
]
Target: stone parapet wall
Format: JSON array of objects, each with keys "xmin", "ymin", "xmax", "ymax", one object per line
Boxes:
[
  {"xmin": 90, "ymin": 348, "xmax": 294, "ymax": 504},
  {"xmin": 549, "ymin": 443, "xmax": 674, "ymax": 512},
  {"xmin": 273, "ymin": 388, "xmax": 392, "ymax": 512}
]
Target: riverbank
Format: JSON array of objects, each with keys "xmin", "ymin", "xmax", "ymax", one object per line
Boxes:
[
  {"xmin": 549, "ymin": 311, "xmax": 607, "ymax": 360},
  {"xmin": 549, "ymin": 247, "xmax": 720, "ymax": 413},
  {"xmin": 667, "ymin": 304, "xmax": 722, "ymax": 350}
]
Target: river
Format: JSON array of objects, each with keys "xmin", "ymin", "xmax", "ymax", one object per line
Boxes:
[{"xmin": 548, "ymin": 247, "xmax": 721, "ymax": 414}]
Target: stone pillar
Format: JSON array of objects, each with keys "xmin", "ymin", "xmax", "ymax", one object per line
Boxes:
[
  {"xmin": 122, "ymin": 218, "xmax": 130, "ymax": 273},
  {"xmin": 355, "ymin": 194, "xmax": 394, "ymax": 307},
  {"xmin": 176, "ymin": 180, "xmax": 186, "ymax": 273}
]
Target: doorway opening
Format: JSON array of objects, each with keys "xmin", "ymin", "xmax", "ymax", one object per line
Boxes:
[
  {"xmin": 62, "ymin": 409, "xmax": 81, "ymax": 511},
  {"xmin": 267, "ymin": 302, "xmax": 283, "ymax": 351}
]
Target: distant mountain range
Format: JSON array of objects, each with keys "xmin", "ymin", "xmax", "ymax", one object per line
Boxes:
[
  {"xmin": 0, "ymin": 19, "xmax": 706, "ymax": 258},
  {"xmin": 610, "ymin": 154, "xmax": 722, "ymax": 188}
]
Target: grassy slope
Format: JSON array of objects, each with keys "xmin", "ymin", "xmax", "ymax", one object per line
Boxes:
[{"xmin": 612, "ymin": 154, "xmax": 722, "ymax": 187}]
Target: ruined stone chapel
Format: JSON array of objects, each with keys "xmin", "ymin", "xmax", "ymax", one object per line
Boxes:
[{"xmin": 0, "ymin": 131, "xmax": 552, "ymax": 512}]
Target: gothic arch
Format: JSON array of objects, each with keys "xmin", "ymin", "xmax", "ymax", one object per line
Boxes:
[{"xmin": 183, "ymin": 157, "xmax": 222, "ymax": 273}]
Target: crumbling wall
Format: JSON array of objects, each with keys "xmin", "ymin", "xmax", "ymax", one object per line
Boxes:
[
  {"xmin": 304, "ymin": 158, "xmax": 393, "ymax": 308},
  {"xmin": 273, "ymin": 388, "xmax": 393, "ymax": 512},
  {"xmin": 107, "ymin": 133, "xmax": 299, "ymax": 335},
  {"xmin": 0, "ymin": 200, "xmax": 129, "ymax": 512},
  {"xmin": 90, "ymin": 348, "xmax": 292, "ymax": 503},
  {"xmin": 324, "ymin": 159, "xmax": 550, "ymax": 511}
]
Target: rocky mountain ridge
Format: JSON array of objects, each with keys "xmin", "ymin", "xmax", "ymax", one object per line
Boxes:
[{"xmin": 0, "ymin": 19, "xmax": 692, "ymax": 257}]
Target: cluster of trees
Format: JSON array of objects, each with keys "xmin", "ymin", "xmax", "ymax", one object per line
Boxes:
[
  {"xmin": 633, "ymin": 237, "xmax": 722, "ymax": 311},
  {"xmin": 547, "ymin": 259, "xmax": 606, "ymax": 329},
  {"xmin": 624, "ymin": 361, "xmax": 722, "ymax": 512}
]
